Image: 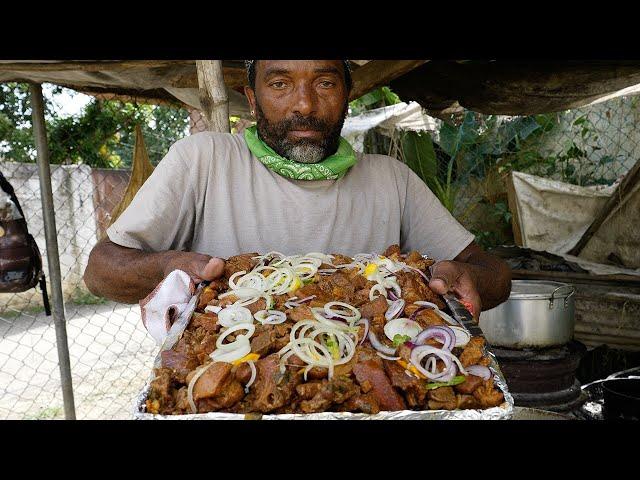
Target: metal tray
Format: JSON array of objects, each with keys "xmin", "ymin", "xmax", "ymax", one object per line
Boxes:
[
  {"xmin": 133, "ymin": 259, "xmax": 515, "ymax": 420},
  {"xmin": 133, "ymin": 331, "xmax": 514, "ymax": 420}
]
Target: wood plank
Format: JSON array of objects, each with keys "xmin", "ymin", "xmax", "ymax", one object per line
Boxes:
[
  {"xmin": 568, "ymin": 157, "xmax": 640, "ymax": 255},
  {"xmin": 196, "ymin": 60, "xmax": 229, "ymax": 132},
  {"xmin": 505, "ymin": 171, "xmax": 524, "ymax": 246},
  {"xmin": 0, "ymin": 60, "xmax": 196, "ymax": 72},
  {"xmin": 349, "ymin": 60, "xmax": 427, "ymax": 101},
  {"xmin": 169, "ymin": 66, "xmax": 247, "ymax": 89}
]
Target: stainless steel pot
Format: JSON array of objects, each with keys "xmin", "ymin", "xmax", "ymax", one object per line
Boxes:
[{"xmin": 479, "ymin": 280, "xmax": 576, "ymax": 349}]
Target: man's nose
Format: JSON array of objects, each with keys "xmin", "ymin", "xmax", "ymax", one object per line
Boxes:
[{"xmin": 291, "ymin": 84, "xmax": 317, "ymax": 117}]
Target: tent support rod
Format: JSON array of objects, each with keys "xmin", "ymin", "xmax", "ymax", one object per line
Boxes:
[{"xmin": 29, "ymin": 83, "xmax": 76, "ymax": 420}]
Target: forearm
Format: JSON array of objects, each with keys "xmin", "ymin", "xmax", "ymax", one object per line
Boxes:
[
  {"xmin": 457, "ymin": 247, "xmax": 512, "ymax": 310},
  {"xmin": 84, "ymin": 239, "xmax": 178, "ymax": 304}
]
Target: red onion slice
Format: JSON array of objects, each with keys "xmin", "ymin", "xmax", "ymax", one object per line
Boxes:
[
  {"xmin": 368, "ymin": 329, "xmax": 396, "ymax": 356},
  {"xmin": 376, "ymin": 352, "xmax": 401, "ymax": 361},
  {"xmin": 384, "ymin": 299, "xmax": 405, "ymax": 321},
  {"xmin": 466, "ymin": 365, "xmax": 492, "ymax": 380},
  {"xmin": 356, "ymin": 318, "xmax": 370, "ymax": 345},
  {"xmin": 414, "ymin": 326, "xmax": 456, "ymax": 351},
  {"xmin": 297, "ymin": 295, "xmax": 316, "ymax": 304},
  {"xmin": 387, "ymin": 290, "xmax": 399, "ymax": 301},
  {"xmin": 410, "ymin": 345, "xmax": 455, "ymax": 381},
  {"xmin": 404, "ymin": 265, "xmax": 430, "ymax": 282}
]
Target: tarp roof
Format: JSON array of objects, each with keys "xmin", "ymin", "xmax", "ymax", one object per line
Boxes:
[{"xmin": 2, "ymin": 60, "xmax": 640, "ymax": 116}]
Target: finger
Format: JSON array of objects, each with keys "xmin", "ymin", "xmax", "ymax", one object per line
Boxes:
[
  {"xmin": 428, "ymin": 278, "xmax": 450, "ymax": 295},
  {"xmin": 198, "ymin": 257, "xmax": 225, "ymax": 281},
  {"xmin": 428, "ymin": 261, "xmax": 460, "ymax": 294}
]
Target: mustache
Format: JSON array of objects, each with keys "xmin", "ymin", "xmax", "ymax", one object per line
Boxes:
[{"xmin": 272, "ymin": 115, "xmax": 332, "ymax": 134}]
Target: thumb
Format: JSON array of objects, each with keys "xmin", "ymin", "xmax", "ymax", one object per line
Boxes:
[
  {"xmin": 428, "ymin": 262, "xmax": 457, "ymax": 295},
  {"xmin": 198, "ymin": 257, "xmax": 225, "ymax": 281}
]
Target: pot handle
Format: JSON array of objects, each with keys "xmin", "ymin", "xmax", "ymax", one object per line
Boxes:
[{"xmin": 549, "ymin": 285, "xmax": 575, "ymax": 309}]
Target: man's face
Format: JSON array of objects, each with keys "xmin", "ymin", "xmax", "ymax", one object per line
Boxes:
[{"xmin": 245, "ymin": 60, "xmax": 350, "ymax": 164}]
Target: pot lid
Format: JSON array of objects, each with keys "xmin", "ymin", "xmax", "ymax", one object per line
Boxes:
[{"xmin": 509, "ymin": 280, "xmax": 575, "ymax": 300}]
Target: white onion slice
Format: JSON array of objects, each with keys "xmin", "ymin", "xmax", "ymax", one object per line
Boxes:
[
  {"xmin": 204, "ymin": 305, "xmax": 222, "ymax": 314},
  {"xmin": 324, "ymin": 301, "xmax": 361, "ymax": 323},
  {"xmin": 210, "ymin": 339, "xmax": 251, "ymax": 363},
  {"xmin": 228, "ymin": 270, "xmax": 247, "ymax": 289},
  {"xmin": 219, "ymin": 287, "xmax": 262, "ymax": 299},
  {"xmin": 254, "ymin": 310, "xmax": 286, "ymax": 325},
  {"xmin": 187, "ymin": 362, "xmax": 214, "ymax": 413},
  {"xmin": 244, "ymin": 360, "xmax": 257, "ymax": 393},
  {"xmin": 385, "ymin": 299, "xmax": 405, "ymax": 321},
  {"xmin": 466, "ymin": 364, "xmax": 492, "ymax": 380},
  {"xmin": 217, "ymin": 306, "xmax": 253, "ymax": 327},
  {"xmin": 369, "ymin": 284, "xmax": 387, "ymax": 301},
  {"xmin": 376, "ymin": 352, "xmax": 401, "ymax": 361},
  {"xmin": 216, "ymin": 323, "xmax": 255, "ymax": 349},
  {"xmin": 448, "ymin": 326, "xmax": 471, "ymax": 348},
  {"xmin": 414, "ymin": 301, "xmax": 439, "ymax": 309},
  {"xmin": 384, "ymin": 318, "xmax": 422, "ymax": 342}
]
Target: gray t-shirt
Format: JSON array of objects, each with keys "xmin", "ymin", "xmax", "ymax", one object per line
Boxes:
[{"xmin": 107, "ymin": 132, "xmax": 474, "ymax": 260}]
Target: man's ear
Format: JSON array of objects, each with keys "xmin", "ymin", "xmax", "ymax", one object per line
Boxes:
[{"xmin": 244, "ymin": 86, "xmax": 256, "ymax": 115}]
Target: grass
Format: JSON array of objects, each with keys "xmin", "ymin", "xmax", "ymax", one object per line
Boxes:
[
  {"xmin": 69, "ymin": 288, "xmax": 107, "ymax": 306},
  {"xmin": 25, "ymin": 406, "xmax": 63, "ymax": 420}
]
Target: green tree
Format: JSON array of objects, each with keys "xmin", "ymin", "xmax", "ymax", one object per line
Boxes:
[{"xmin": 0, "ymin": 83, "xmax": 190, "ymax": 168}]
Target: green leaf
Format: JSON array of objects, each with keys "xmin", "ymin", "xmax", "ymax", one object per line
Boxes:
[
  {"xmin": 324, "ymin": 334, "xmax": 340, "ymax": 359},
  {"xmin": 392, "ymin": 334, "xmax": 411, "ymax": 347},
  {"xmin": 401, "ymin": 131, "xmax": 438, "ymax": 188},
  {"xmin": 425, "ymin": 375, "xmax": 467, "ymax": 390}
]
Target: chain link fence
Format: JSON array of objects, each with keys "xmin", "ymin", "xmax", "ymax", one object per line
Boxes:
[
  {"xmin": 1, "ymin": 82, "xmax": 639, "ymax": 419},
  {"xmin": 371, "ymin": 95, "xmax": 640, "ymax": 249}
]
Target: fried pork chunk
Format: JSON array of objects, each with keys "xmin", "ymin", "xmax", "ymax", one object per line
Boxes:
[{"xmin": 146, "ymin": 245, "xmax": 506, "ymax": 416}]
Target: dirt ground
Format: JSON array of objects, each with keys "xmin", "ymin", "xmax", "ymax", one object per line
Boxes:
[{"xmin": 0, "ymin": 301, "xmax": 157, "ymax": 419}]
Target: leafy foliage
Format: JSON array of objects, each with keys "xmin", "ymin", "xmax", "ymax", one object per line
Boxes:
[{"xmin": 0, "ymin": 83, "xmax": 190, "ymax": 168}]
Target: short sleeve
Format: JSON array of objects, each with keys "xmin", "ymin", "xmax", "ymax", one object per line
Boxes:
[
  {"xmin": 106, "ymin": 144, "xmax": 197, "ymax": 253},
  {"xmin": 400, "ymin": 168, "xmax": 475, "ymax": 261}
]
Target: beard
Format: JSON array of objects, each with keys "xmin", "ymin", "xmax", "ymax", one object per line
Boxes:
[{"xmin": 255, "ymin": 101, "xmax": 348, "ymax": 164}]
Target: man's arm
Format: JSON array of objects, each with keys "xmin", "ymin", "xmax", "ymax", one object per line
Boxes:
[
  {"xmin": 84, "ymin": 239, "xmax": 224, "ymax": 304},
  {"xmin": 428, "ymin": 241, "xmax": 512, "ymax": 319}
]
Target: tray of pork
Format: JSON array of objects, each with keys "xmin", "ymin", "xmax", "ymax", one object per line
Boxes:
[{"xmin": 135, "ymin": 245, "xmax": 514, "ymax": 420}]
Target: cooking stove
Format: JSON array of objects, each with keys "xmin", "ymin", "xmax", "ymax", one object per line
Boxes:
[{"xmin": 492, "ymin": 340, "xmax": 588, "ymax": 412}]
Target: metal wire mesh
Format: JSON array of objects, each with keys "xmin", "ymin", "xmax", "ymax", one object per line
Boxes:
[
  {"xmin": 1, "ymin": 81, "xmax": 639, "ymax": 419},
  {"xmin": 373, "ymin": 95, "xmax": 640, "ymax": 248},
  {"xmin": 0, "ymin": 85, "xmax": 190, "ymax": 419}
]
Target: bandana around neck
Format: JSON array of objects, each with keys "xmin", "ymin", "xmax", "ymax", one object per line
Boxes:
[{"xmin": 244, "ymin": 125, "xmax": 357, "ymax": 180}]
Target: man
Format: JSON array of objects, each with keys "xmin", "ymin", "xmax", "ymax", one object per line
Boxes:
[{"xmin": 84, "ymin": 60, "xmax": 511, "ymax": 318}]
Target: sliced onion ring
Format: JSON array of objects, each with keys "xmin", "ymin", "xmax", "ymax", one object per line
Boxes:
[
  {"xmin": 356, "ymin": 318, "xmax": 369, "ymax": 345},
  {"xmin": 384, "ymin": 318, "xmax": 422, "ymax": 343},
  {"xmin": 414, "ymin": 326, "xmax": 456, "ymax": 351},
  {"xmin": 368, "ymin": 329, "xmax": 396, "ymax": 356},
  {"xmin": 466, "ymin": 364, "xmax": 491, "ymax": 380},
  {"xmin": 385, "ymin": 299, "xmax": 405, "ymax": 321}
]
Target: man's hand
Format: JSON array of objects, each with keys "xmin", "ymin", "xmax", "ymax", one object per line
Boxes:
[
  {"xmin": 428, "ymin": 261, "xmax": 482, "ymax": 320},
  {"xmin": 164, "ymin": 252, "xmax": 225, "ymax": 284},
  {"xmin": 84, "ymin": 239, "xmax": 228, "ymax": 304}
]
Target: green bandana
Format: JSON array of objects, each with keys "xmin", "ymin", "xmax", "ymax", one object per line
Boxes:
[{"xmin": 244, "ymin": 125, "xmax": 357, "ymax": 180}]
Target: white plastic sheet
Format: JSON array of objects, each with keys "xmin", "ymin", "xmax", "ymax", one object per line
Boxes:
[
  {"xmin": 341, "ymin": 102, "xmax": 438, "ymax": 152},
  {"xmin": 510, "ymin": 171, "xmax": 640, "ymax": 275}
]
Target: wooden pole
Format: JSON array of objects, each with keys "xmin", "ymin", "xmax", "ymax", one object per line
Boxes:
[
  {"xmin": 29, "ymin": 83, "xmax": 77, "ymax": 420},
  {"xmin": 568, "ymin": 157, "xmax": 640, "ymax": 256},
  {"xmin": 195, "ymin": 60, "xmax": 230, "ymax": 132}
]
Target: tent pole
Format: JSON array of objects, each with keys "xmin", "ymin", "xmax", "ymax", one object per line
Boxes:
[
  {"xmin": 29, "ymin": 83, "xmax": 77, "ymax": 420},
  {"xmin": 196, "ymin": 60, "xmax": 230, "ymax": 132}
]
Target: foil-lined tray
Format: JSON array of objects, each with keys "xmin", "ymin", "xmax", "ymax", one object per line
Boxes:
[
  {"xmin": 133, "ymin": 343, "xmax": 514, "ymax": 420},
  {"xmin": 133, "ymin": 256, "xmax": 515, "ymax": 420}
]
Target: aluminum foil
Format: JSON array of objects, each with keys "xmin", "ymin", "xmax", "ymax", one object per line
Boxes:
[
  {"xmin": 133, "ymin": 255, "xmax": 515, "ymax": 420},
  {"xmin": 133, "ymin": 348, "xmax": 514, "ymax": 420}
]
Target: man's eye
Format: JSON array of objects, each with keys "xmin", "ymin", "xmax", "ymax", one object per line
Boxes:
[
  {"xmin": 270, "ymin": 81, "xmax": 287, "ymax": 89},
  {"xmin": 319, "ymin": 81, "xmax": 336, "ymax": 88}
]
